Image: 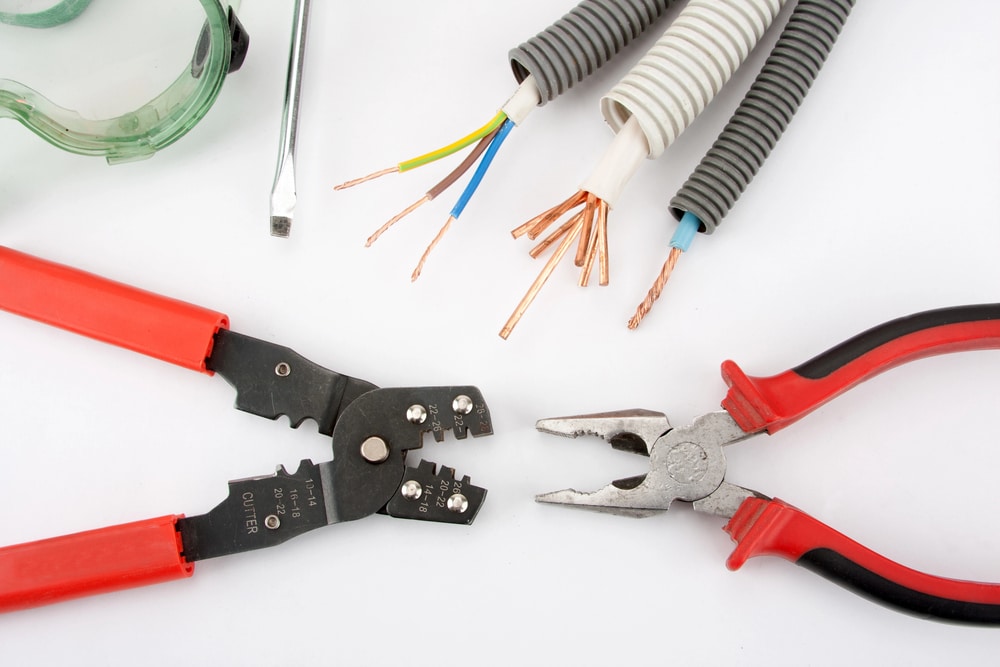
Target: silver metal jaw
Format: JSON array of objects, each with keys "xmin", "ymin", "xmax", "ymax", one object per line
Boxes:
[{"xmin": 536, "ymin": 410, "xmax": 758, "ymax": 519}]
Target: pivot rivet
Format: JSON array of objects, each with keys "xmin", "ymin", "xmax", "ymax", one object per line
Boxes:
[{"xmin": 360, "ymin": 436, "xmax": 390, "ymax": 463}]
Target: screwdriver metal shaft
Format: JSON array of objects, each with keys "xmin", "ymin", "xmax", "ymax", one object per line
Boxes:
[{"xmin": 270, "ymin": 0, "xmax": 311, "ymax": 238}]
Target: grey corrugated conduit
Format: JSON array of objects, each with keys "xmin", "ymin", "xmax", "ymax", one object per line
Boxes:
[
  {"xmin": 508, "ymin": 0, "xmax": 674, "ymax": 105},
  {"xmin": 501, "ymin": 0, "xmax": 788, "ymax": 339},
  {"xmin": 627, "ymin": 0, "xmax": 856, "ymax": 330},
  {"xmin": 669, "ymin": 0, "xmax": 857, "ymax": 232}
]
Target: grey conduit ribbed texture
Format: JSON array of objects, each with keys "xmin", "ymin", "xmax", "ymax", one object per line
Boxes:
[
  {"xmin": 669, "ymin": 0, "xmax": 855, "ymax": 233},
  {"xmin": 508, "ymin": 0, "xmax": 673, "ymax": 105}
]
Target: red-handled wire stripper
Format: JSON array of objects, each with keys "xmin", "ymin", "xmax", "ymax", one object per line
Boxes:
[
  {"xmin": 0, "ymin": 246, "xmax": 494, "ymax": 613},
  {"xmin": 535, "ymin": 305, "xmax": 1000, "ymax": 624}
]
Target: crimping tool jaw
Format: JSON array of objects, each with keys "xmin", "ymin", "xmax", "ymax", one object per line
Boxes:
[
  {"xmin": 535, "ymin": 411, "xmax": 751, "ymax": 519},
  {"xmin": 329, "ymin": 386, "xmax": 492, "ymax": 524}
]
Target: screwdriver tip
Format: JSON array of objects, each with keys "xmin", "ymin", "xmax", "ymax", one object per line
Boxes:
[{"xmin": 270, "ymin": 216, "xmax": 292, "ymax": 238}]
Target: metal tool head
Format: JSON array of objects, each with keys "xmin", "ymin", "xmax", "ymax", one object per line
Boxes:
[
  {"xmin": 329, "ymin": 386, "xmax": 492, "ymax": 524},
  {"xmin": 535, "ymin": 408, "xmax": 670, "ymax": 455},
  {"xmin": 536, "ymin": 411, "xmax": 751, "ymax": 519}
]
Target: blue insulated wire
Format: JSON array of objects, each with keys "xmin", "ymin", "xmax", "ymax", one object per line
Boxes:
[
  {"xmin": 669, "ymin": 211, "xmax": 701, "ymax": 251},
  {"xmin": 450, "ymin": 118, "xmax": 516, "ymax": 219}
]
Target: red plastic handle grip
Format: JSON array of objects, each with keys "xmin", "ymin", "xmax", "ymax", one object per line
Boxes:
[
  {"xmin": 0, "ymin": 515, "xmax": 194, "ymax": 613},
  {"xmin": 721, "ymin": 305, "xmax": 1000, "ymax": 433},
  {"xmin": 0, "ymin": 246, "xmax": 229, "ymax": 373},
  {"xmin": 725, "ymin": 497, "xmax": 1000, "ymax": 624}
]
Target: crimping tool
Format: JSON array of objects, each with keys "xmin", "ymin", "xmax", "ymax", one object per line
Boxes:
[{"xmin": 0, "ymin": 246, "xmax": 493, "ymax": 612}]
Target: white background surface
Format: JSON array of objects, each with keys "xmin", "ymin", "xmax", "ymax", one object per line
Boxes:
[{"xmin": 2, "ymin": 1, "xmax": 999, "ymax": 664}]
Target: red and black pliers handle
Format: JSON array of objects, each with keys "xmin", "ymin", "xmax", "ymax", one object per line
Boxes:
[
  {"xmin": 720, "ymin": 304, "xmax": 1000, "ymax": 623},
  {"xmin": 537, "ymin": 304, "xmax": 1000, "ymax": 623},
  {"xmin": 0, "ymin": 246, "xmax": 492, "ymax": 613}
]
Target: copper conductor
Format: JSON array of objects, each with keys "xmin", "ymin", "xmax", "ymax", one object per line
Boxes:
[
  {"xmin": 511, "ymin": 191, "xmax": 587, "ymax": 240},
  {"xmin": 366, "ymin": 196, "xmax": 430, "ymax": 246},
  {"xmin": 411, "ymin": 216, "xmax": 455, "ymax": 281},
  {"xmin": 334, "ymin": 167, "xmax": 398, "ymax": 191},
  {"xmin": 502, "ymin": 191, "xmax": 613, "ymax": 338},
  {"xmin": 500, "ymin": 216, "xmax": 585, "ymax": 340},
  {"xmin": 596, "ymin": 200, "xmax": 609, "ymax": 286},
  {"xmin": 628, "ymin": 246, "xmax": 681, "ymax": 330}
]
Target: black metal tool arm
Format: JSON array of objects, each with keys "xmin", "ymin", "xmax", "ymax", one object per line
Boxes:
[
  {"xmin": 206, "ymin": 329, "xmax": 377, "ymax": 435},
  {"xmin": 178, "ymin": 460, "xmax": 333, "ymax": 561}
]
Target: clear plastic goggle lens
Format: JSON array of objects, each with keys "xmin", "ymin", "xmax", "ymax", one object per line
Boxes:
[{"xmin": 1, "ymin": 0, "xmax": 245, "ymax": 163}]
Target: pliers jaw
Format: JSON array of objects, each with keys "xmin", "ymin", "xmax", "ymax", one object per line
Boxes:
[{"xmin": 535, "ymin": 410, "xmax": 756, "ymax": 519}]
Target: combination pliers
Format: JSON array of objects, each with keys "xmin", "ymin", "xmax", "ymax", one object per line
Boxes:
[
  {"xmin": 536, "ymin": 304, "xmax": 1000, "ymax": 624},
  {"xmin": 0, "ymin": 246, "xmax": 493, "ymax": 612}
]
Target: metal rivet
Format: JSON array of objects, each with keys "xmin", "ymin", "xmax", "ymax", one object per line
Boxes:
[
  {"xmin": 452, "ymin": 395, "xmax": 473, "ymax": 415},
  {"xmin": 275, "ymin": 362, "xmax": 291, "ymax": 377},
  {"xmin": 400, "ymin": 480, "xmax": 423, "ymax": 500},
  {"xmin": 264, "ymin": 515, "xmax": 280, "ymax": 530},
  {"xmin": 406, "ymin": 405, "xmax": 427, "ymax": 424},
  {"xmin": 360, "ymin": 436, "xmax": 390, "ymax": 463},
  {"xmin": 446, "ymin": 493, "xmax": 469, "ymax": 513}
]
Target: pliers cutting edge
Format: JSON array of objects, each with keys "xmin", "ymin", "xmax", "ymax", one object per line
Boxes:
[
  {"xmin": 536, "ymin": 305, "xmax": 1000, "ymax": 624},
  {"xmin": 0, "ymin": 246, "xmax": 494, "ymax": 613}
]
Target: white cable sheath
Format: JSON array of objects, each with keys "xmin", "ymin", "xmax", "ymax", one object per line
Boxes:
[
  {"xmin": 601, "ymin": 0, "xmax": 787, "ymax": 159},
  {"xmin": 501, "ymin": 75, "xmax": 541, "ymax": 126},
  {"xmin": 579, "ymin": 115, "xmax": 649, "ymax": 205}
]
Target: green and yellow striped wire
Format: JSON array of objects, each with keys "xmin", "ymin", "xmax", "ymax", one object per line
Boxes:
[{"xmin": 397, "ymin": 110, "xmax": 507, "ymax": 172}]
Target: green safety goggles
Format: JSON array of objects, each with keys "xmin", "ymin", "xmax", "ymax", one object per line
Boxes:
[{"xmin": 1, "ymin": 0, "xmax": 248, "ymax": 163}]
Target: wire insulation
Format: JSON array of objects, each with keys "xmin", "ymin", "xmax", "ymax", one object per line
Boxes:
[
  {"xmin": 398, "ymin": 111, "xmax": 507, "ymax": 173},
  {"xmin": 450, "ymin": 119, "xmax": 515, "ymax": 219}
]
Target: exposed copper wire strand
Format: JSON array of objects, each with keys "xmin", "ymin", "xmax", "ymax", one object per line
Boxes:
[
  {"xmin": 334, "ymin": 167, "xmax": 397, "ymax": 191},
  {"xmin": 500, "ymin": 216, "xmax": 585, "ymax": 340},
  {"xmin": 529, "ymin": 213, "xmax": 581, "ymax": 259},
  {"xmin": 411, "ymin": 216, "xmax": 454, "ymax": 281},
  {"xmin": 366, "ymin": 196, "xmax": 430, "ymax": 246},
  {"xmin": 579, "ymin": 207, "xmax": 601, "ymax": 287},
  {"xmin": 627, "ymin": 246, "xmax": 682, "ymax": 329},
  {"xmin": 574, "ymin": 193, "xmax": 597, "ymax": 267},
  {"xmin": 596, "ymin": 200, "xmax": 609, "ymax": 286},
  {"xmin": 511, "ymin": 191, "xmax": 586, "ymax": 240}
]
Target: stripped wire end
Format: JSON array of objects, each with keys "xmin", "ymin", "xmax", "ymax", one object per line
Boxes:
[
  {"xmin": 628, "ymin": 246, "xmax": 682, "ymax": 329},
  {"xmin": 500, "ymin": 190, "xmax": 609, "ymax": 339},
  {"xmin": 408, "ymin": 118, "xmax": 516, "ymax": 280},
  {"xmin": 365, "ymin": 196, "xmax": 430, "ymax": 247},
  {"xmin": 627, "ymin": 211, "xmax": 702, "ymax": 330},
  {"xmin": 334, "ymin": 167, "xmax": 398, "ymax": 191}
]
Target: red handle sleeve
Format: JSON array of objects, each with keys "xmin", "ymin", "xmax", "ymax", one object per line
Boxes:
[
  {"xmin": 0, "ymin": 246, "xmax": 228, "ymax": 373},
  {"xmin": 725, "ymin": 497, "xmax": 1000, "ymax": 624},
  {"xmin": 0, "ymin": 515, "xmax": 194, "ymax": 613},
  {"xmin": 721, "ymin": 305, "xmax": 1000, "ymax": 433}
]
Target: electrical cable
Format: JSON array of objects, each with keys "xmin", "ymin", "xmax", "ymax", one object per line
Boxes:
[
  {"xmin": 366, "ymin": 125, "xmax": 503, "ymax": 247},
  {"xmin": 337, "ymin": 0, "xmax": 674, "ymax": 280},
  {"xmin": 411, "ymin": 118, "xmax": 516, "ymax": 280},
  {"xmin": 502, "ymin": 0, "xmax": 787, "ymax": 339},
  {"xmin": 335, "ymin": 111, "xmax": 507, "ymax": 190},
  {"xmin": 628, "ymin": 0, "xmax": 857, "ymax": 329}
]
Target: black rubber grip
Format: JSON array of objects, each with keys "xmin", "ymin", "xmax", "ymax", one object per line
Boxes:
[
  {"xmin": 792, "ymin": 304, "xmax": 1000, "ymax": 380},
  {"xmin": 799, "ymin": 549, "xmax": 1000, "ymax": 625}
]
